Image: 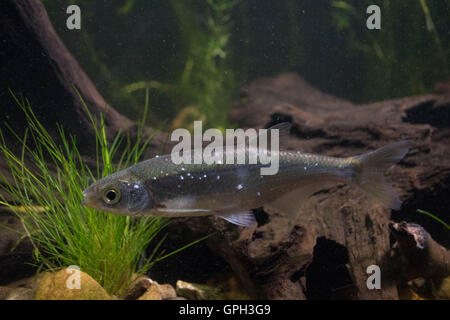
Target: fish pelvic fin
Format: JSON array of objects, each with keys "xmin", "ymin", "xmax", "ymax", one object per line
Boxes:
[
  {"xmin": 351, "ymin": 140, "xmax": 413, "ymax": 210},
  {"xmin": 217, "ymin": 211, "xmax": 256, "ymax": 227}
]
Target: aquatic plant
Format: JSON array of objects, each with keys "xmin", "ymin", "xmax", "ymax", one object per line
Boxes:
[
  {"xmin": 123, "ymin": 0, "xmax": 239, "ymax": 130},
  {"xmin": 169, "ymin": 0, "xmax": 238, "ymax": 129},
  {"xmin": 0, "ymin": 91, "xmax": 203, "ymax": 297},
  {"xmin": 416, "ymin": 209, "xmax": 450, "ymax": 231},
  {"xmin": 330, "ymin": 0, "xmax": 449, "ymax": 102}
]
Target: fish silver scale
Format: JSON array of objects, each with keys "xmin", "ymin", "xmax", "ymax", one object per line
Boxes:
[
  {"xmin": 125, "ymin": 149, "xmax": 355, "ymax": 214},
  {"xmin": 82, "ymin": 137, "xmax": 412, "ymax": 224}
]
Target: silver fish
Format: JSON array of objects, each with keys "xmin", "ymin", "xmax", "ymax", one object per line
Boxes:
[{"xmin": 81, "ymin": 123, "xmax": 412, "ymax": 227}]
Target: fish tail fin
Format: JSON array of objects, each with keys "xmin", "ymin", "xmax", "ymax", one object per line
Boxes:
[{"xmin": 351, "ymin": 140, "xmax": 412, "ymax": 210}]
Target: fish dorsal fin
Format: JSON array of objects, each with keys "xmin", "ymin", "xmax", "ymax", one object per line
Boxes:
[
  {"xmin": 267, "ymin": 122, "xmax": 292, "ymax": 148},
  {"xmin": 248, "ymin": 122, "xmax": 292, "ymax": 151},
  {"xmin": 265, "ymin": 179, "xmax": 330, "ymax": 217},
  {"xmin": 217, "ymin": 211, "xmax": 256, "ymax": 227}
]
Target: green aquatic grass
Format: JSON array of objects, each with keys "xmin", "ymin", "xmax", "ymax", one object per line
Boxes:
[
  {"xmin": 330, "ymin": 0, "xmax": 449, "ymax": 102},
  {"xmin": 0, "ymin": 90, "xmax": 205, "ymax": 297},
  {"xmin": 416, "ymin": 209, "xmax": 450, "ymax": 231}
]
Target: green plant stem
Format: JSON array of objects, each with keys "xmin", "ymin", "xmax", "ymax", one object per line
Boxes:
[
  {"xmin": 0, "ymin": 91, "xmax": 207, "ymax": 297},
  {"xmin": 417, "ymin": 209, "xmax": 450, "ymax": 231}
]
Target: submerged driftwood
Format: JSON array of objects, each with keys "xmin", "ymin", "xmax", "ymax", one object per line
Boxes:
[
  {"xmin": 0, "ymin": 0, "xmax": 134, "ymax": 148},
  {"xmin": 173, "ymin": 73, "xmax": 450, "ymax": 299},
  {"xmin": 390, "ymin": 221, "xmax": 450, "ymax": 282}
]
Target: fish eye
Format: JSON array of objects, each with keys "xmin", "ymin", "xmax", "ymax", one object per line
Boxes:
[{"xmin": 103, "ymin": 188, "xmax": 121, "ymax": 205}]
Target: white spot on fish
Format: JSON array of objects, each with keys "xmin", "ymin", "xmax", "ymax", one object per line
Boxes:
[
  {"xmin": 133, "ymin": 184, "xmax": 139, "ymax": 189},
  {"xmin": 187, "ymin": 173, "xmax": 191, "ymax": 176},
  {"xmin": 153, "ymin": 177, "xmax": 157, "ymax": 180},
  {"xmin": 304, "ymin": 166, "xmax": 307, "ymax": 171},
  {"xmin": 217, "ymin": 175, "xmax": 220, "ymax": 180},
  {"xmin": 315, "ymin": 162, "xmax": 318, "ymax": 166},
  {"xmin": 180, "ymin": 175, "xmax": 184, "ymax": 180},
  {"xmin": 257, "ymin": 191, "xmax": 261, "ymax": 196},
  {"xmin": 165, "ymin": 173, "xmax": 169, "ymax": 176},
  {"xmin": 155, "ymin": 155, "xmax": 160, "ymax": 158},
  {"xmin": 181, "ymin": 167, "xmax": 185, "ymax": 171},
  {"xmin": 203, "ymin": 174, "xmax": 207, "ymax": 178},
  {"xmin": 236, "ymin": 184, "xmax": 243, "ymax": 190}
]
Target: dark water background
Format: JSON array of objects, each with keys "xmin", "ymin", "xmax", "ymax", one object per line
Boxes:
[{"xmin": 43, "ymin": 0, "xmax": 449, "ymax": 128}]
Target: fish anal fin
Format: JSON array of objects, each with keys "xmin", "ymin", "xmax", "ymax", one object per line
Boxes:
[{"xmin": 217, "ymin": 211, "xmax": 256, "ymax": 227}]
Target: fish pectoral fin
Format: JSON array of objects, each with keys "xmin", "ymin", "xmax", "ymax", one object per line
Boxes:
[
  {"xmin": 266, "ymin": 180, "xmax": 332, "ymax": 216},
  {"xmin": 217, "ymin": 211, "xmax": 256, "ymax": 227}
]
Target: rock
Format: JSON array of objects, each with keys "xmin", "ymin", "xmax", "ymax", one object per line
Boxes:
[
  {"xmin": 124, "ymin": 276, "xmax": 152, "ymax": 300},
  {"xmin": 390, "ymin": 222, "xmax": 450, "ymax": 281},
  {"xmin": 158, "ymin": 283, "xmax": 177, "ymax": 300},
  {"xmin": 5, "ymin": 287, "xmax": 34, "ymax": 300},
  {"xmin": 176, "ymin": 280, "xmax": 223, "ymax": 300},
  {"xmin": 5, "ymin": 274, "xmax": 39, "ymax": 290},
  {"xmin": 0, "ymin": 286, "xmax": 12, "ymax": 300},
  {"xmin": 126, "ymin": 276, "xmax": 176, "ymax": 300},
  {"xmin": 137, "ymin": 283, "xmax": 162, "ymax": 300},
  {"xmin": 35, "ymin": 268, "xmax": 111, "ymax": 300},
  {"xmin": 0, "ymin": 274, "xmax": 40, "ymax": 300},
  {"xmin": 398, "ymin": 285, "xmax": 426, "ymax": 300},
  {"xmin": 435, "ymin": 277, "xmax": 450, "ymax": 300},
  {"xmin": 167, "ymin": 296, "xmax": 187, "ymax": 300}
]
